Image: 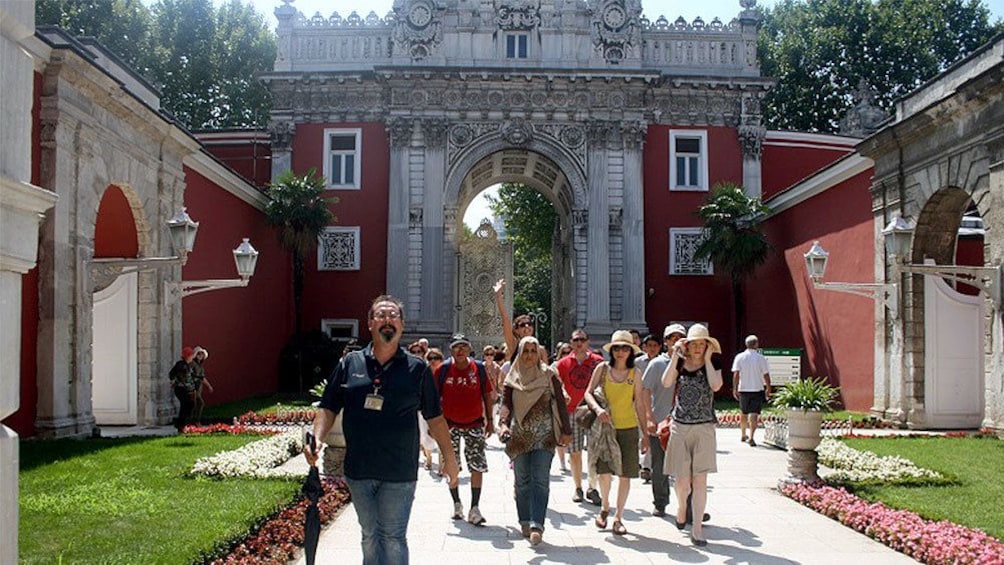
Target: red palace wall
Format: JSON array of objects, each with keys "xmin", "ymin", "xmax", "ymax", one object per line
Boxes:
[
  {"xmin": 291, "ymin": 122, "xmax": 390, "ymax": 336},
  {"xmin": 182, "ymin": 167, "xmax": 294, "ymax": 405},
  {"xmin": 761, "ymin": 134, "xmax": 856, "ymax": 200},
  {"xmin": 196, "ymin": 132, "xmax": 272, "ymax": 189},
  {"xmin": 643, "ymin": 125, "xmax": 743, "ymax": 361},
  {"xmin": 746, "ymin": 169, "xmax": 876, "ymax": 411},
  {"xmin": 93, "ymin": 185, "xmax": 139, "ymax": 258}
]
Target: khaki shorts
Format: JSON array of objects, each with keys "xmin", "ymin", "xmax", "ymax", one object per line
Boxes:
[{"xmin": 664, "ymin": 421, "xmax": 717, "ymax": 478}]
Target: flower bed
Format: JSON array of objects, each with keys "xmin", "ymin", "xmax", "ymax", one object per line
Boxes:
[
  {"xmin": 818, "ymin": 438, "xmax": 951, "ymax": 486},
  {"xmin": 234, "ymin": 409, "xmax": 316, "ymax": 427},
  {"xmin": 781, "ymin": 482, "xmax": 1004, "ymax": 565},
  {"xmin": 191, "ymin": 429, "xmax": 304, "ymax": 479},
  {"xmin": 184, "ymin": 423, "xmax": 281, "ymax": 436},
  {"xmin": 204, "ymin": 476, "xmax": 350, "ymax": 565}
]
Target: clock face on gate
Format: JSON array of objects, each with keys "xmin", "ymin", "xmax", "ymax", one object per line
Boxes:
[
  {"xmin": 408, "ymin": 4, "xmax": 432, "ymax": 27},
  {"xmin": 603, "ymin": 5, "xmax": 626, "ymax": 29}
]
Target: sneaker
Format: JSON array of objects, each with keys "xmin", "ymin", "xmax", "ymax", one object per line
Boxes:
[
  {"xmin": 586, "ymin": 488, "xmax": 602, "ymax": 506},
  {"xmin": 653, "ymin": 506, "xmax": 666, "ymax": 517},
  {"xmin": 468, "ymin": 506, "xmax": 486, "ymax": 526},
  {"xmin": 452, "ymin": 501, "xmax": 464, "ymax": 520},
  {"xmin": 572, "ymin": 487, "xmax": 584, "ymax": 503}
]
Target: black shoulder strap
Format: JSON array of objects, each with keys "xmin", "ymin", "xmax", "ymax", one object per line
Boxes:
[{"xmin": 436, "ymin": 358, "xmax": 452, "ymax": 390}]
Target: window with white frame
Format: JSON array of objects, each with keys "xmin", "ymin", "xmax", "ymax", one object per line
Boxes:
[
  {"xmin": 506, "ymin": 34, "xmax": 529, "ymax": 59},
  {"xmin": 669, "ymin": 228, "xmax": 713, "ymax": 275},
  {"xmin": 322, "ymin": 128, "xmax": 361, "ymax": 189},
  {"xmin": 321, "ymin": 318, "xmax": 359, "ymax": 341},
  {"xmin": 318, "ymin": 226, "xmax": 360, "ymax": 271},
  {"xmin": 669, "ymin": 130, "xmax": 708, "ymax": 191}
]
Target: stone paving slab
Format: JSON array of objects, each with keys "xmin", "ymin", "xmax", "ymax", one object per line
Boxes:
[{"xmin": 291, "ymin": 428, "xmax": 917, "ymax": 564}]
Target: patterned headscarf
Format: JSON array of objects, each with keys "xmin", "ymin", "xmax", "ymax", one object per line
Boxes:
[{"xmin": 504, "ymin": 336, "xmax": 554, "ymax": 425}]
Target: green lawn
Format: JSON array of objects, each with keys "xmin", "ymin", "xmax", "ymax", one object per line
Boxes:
[
  {"xmin": 20, "ymin": 434, "xmax": 301, "ymax": 564},
  {"xmin": 200, "ymin": 393, "xmax": 315, "ymax": 421},
  {"xmin": 842, "ymin": 436, "xmax": 1004, "ymax": 540}
]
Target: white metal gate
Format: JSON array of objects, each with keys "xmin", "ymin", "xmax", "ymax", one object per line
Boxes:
[
  {"xmin": 92, "ymin": 271, "xmax": 138, "ymax": 425},
  {"xmin": 924, "ymin": 274, "xmax": 984, "ymax": 428}
]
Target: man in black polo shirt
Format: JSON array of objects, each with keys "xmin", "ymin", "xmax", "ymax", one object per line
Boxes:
[{"xmin": 308, "ymin": 295, "xmax": 459, "ymax": 565}]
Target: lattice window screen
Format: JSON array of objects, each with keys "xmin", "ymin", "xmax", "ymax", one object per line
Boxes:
[
  {"xmin": 670, "ymin": 228, "xmax": 712, "ymax": 275},
  {"xmin": 318, "ymin": 227, "xmax": 361, "ymax": 271}
]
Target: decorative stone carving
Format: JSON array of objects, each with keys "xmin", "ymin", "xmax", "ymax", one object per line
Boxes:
[
  {"xmin": 620, "ymin": 120, "xmax": 646, "ymax": 149},
  {"xmin": 572, "ymin": 209, "xmax": 588, "ymax": 226},
  {"xmin": 393, "ymin": 0, "xmax": 443, "ymax": 60},
  {"xmin": 839, "ymin": 80, "xmax": 890, "ymax": 138},
  {"xmin": 609, "ymin": 207, "xmax": 623, "ymax": 228},
  {"xmin": 586, "ymin": 120, "xmax": 612, "ymax": 146},
  {"xmin": 495, "ymin": 0, "xmax": 540, "ymax": 30},
  {"xmin": 318, "ymin": 227, "xmax": 360, "ymax": 271},
  {"xmin": 449, "ymin": 123, "xmax": 475, "ymax": 148},
  {"xmin": 422, "ymin": 117, "xmax": 449, "ymax": 148},
  {"xmin": 268, "ymin": 120, "xmax": 296, "ymax": 150},
  {"xmin": 409, "ymin": 207, "xmax": 424, "ymax": 226},
  {"xmin": 738, "ymin": 124, "xmax": 766, "ymax": 160},
  {"xmin": 559, "ymin": 125, "xmax": 586, "ymax": 149},
  {"xmin": 500, "ymin": 118, "xmax": 533, "ymax": 146},
  {"xmin": 589, "ymin": 0, "xmax": 642, "ymax": 63},
  {"xmin": 386, "ymin": 116, "xmax": 415, "ymax": 147}
]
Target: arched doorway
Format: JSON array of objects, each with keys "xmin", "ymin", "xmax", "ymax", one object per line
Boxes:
[
  {"xmin": 909, "ymin": 188, "xmax": 986, "ymax": 428},
  {"xmin": 453, "ymin": 149, "xmax": 577, "ymax": 348}
]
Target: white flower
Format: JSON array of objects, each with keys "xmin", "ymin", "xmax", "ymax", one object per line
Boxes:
[
  {"xmin": 191, "ymin": 429, "xmax": 304, "ymax": 479},
  {"xmin": 818, "ymin": 438, "xmax": 944, "ymax": 483}
]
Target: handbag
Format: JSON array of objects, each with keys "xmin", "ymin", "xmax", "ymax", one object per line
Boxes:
[
  {"xmin": 657, "ymin": 416, "xmax": 672, "ymax": 450},
  {"xmin": 573, "ymin": 363, "xmax": 610, "ymax": 429}
]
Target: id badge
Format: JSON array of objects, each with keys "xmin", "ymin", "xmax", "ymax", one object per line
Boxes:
[{"xmin": 364, "ymin": 393, "xmax": 384, "ymax": 411}]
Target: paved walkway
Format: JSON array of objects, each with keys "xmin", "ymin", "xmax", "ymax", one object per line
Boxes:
[{"xmin": 291, "ymin": 427, "xmax": 916, "ymax": 564}]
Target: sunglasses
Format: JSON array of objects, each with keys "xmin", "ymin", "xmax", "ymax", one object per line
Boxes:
[
  {"xmin": 427, "ymin": 356, "xmax": 443, "ymax": 362},
  {"xmin": 516, "ymin": 322, "xmax": 534, "ymax": 329},
  {"xmin": 610, "ymin": 345, "xmax": 632, "ymax": 352},
  {"xmin": 571, "ymin": 337, "xmax": 587, "ymax": 342}
]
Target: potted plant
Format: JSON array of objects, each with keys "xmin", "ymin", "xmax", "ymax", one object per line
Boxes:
[{"xmin": 771, "ymin": 377, "xmax": 839, "ymax": 451}]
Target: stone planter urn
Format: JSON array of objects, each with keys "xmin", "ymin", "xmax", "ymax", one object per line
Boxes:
[
  {"xmin": 322, "ymin": 411, "xmax": 345, "ymax": 477},
  {"xmin": 786, "ymin": 409, "xmax": 824, "ymax": 450}
]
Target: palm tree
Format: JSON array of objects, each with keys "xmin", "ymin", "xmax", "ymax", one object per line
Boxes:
[
  {"xmin": 694, "ymin": 182, "xmax": 772, "ymax": 345},
  {"xmin": 265, "ymin": 169, "xmax": 335, "ymax": 391}
]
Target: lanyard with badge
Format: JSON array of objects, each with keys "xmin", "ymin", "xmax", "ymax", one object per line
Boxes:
[{"xmin": 364, "ymin": 361, "xmax": 387, "ymax": 411}]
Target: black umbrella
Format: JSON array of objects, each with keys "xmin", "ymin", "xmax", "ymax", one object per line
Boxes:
[{"xmin": 302, "ymin": 465, "xmax": 323, "ymax": 565}]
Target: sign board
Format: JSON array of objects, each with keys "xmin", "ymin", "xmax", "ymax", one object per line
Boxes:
[{"xmin": 761, "ymin": 348, "xmax": 801, "ymax": 386}]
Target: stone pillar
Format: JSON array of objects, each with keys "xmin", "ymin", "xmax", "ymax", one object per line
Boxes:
[
  {"xmin": 268, "ymin": 119, "xmax": 295, "ymax": 182},
  {"xmin": 418, "ymin": 118, "xmax": 448, "ymax": 332},
  {"xmin": 0, "ymin": 2, "xmax": 58, "ymax": 562},
  {"xmin": 738, "ymin": 124, "xmax": 765, "ymax": 199},
  {"xmin": 585, "ymin": 121, "xmax": 611, "ymax": 335},
  {"xmin": 983, "ymin": 136, "xmax": 1004, "ymax": 432},
  {"xmin": 620, "ymin": 121, "xmax": 647, "ymax": 328},
  {"xmin": 386, "ymin": 117, "xmax": 414, "ymax": 304}
]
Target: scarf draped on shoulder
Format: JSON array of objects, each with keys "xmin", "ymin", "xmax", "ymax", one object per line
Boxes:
[{"xmin": 504, "ymin": 336, "xmax": 556, "ymax": 426}]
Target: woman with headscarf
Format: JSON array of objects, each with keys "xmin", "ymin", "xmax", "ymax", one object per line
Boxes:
[
  {"xmin": 661, "ymin": 323, "xmax": 723, "ymax": 547},
  {"xmin": 583, "ymin": 330, "xmax": 647, "ymax": 536},
  {"xmin": 497, "ymin": 336, "xmax": 571, "ymax": 546}
]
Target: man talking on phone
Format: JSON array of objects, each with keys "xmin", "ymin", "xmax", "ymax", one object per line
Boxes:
[{"xmin": 306, "ymin": 295, "xmax": 459, "ymax": 565}]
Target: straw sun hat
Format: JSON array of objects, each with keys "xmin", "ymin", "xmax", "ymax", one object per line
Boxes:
[
  {"xmin": 602, "ymin": 330, "xmax": 643, "ymax": 355},
  {"xmin": 679, "ymin": 324, "xmax": 721, "ymax": 354}
]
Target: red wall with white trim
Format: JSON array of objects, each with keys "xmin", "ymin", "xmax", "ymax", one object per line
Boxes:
[
  {"xmin": 181, "ymin": 166, "xmax": 294, "ymax": 405},
  {"xmin": 761, "ymin": 139, "xmax": 855, "ymax": 200}
]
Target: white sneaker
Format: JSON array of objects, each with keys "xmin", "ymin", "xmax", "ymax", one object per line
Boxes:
[
  {"xmin": 452, "ymin": 501, "xmax": 464, "ymax": 520},
  {"xmin": 468, "ymin": 506, "xmax": 486, "ymax": 526}
]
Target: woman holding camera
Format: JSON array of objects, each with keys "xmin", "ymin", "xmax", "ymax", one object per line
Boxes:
[
  {"xmin": 497, "ymin": 336, "xmax": 572, "ymax": 545},
  {"xmin": 661, "ymin": 324, "xmax": 723, "ymax": 547}
]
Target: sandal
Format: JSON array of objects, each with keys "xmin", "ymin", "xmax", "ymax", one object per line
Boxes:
[
  {"xmin": 612, "ymin": 520, "xmax": 627, "ymax": 536},
  {"xmin": 594, "ymin": 509, "xmax": 609, "ymax": 529}
]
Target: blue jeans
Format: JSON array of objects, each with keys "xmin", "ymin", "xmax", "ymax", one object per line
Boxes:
[
  {"xmin": 345, "ymin": 478, "xmax": 417, "ymax": 565},
  {"xmin": 513, "ymin": 448, "xmax": 554, "ymax": 531}
]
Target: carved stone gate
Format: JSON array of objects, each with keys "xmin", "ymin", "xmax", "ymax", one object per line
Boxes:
[{"xmin": 456, "ymin": 220, "xmax": 513, "ymax": 352}]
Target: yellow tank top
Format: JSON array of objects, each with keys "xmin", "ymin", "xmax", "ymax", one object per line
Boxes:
[{"xmin": 602, "ymin": 367, "xmax": 639, "ymax": 430}]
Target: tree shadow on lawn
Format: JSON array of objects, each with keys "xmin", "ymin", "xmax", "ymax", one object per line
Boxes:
[{"xmin": 19, "ymin": 436, "xmax": 157, "ymax": 471}]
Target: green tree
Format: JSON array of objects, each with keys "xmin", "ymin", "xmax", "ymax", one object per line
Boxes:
[
  {"xmin": 759, "ymin": 0, "xmax": 1002, "ymax": 132},
  {"xmin": 693, "ymin": 183, "xmax": 772, "ymax": 343},
  {"xmin": 487, "ymin": 183, "xmax": 557, "ymax": 345},
  {"xmin": 264, "ymin": 169, "xmax": 336, "ymax": 382},
  {"xmin": 36, "ymin": 0, "xmax": 154, "ymax": 73}
]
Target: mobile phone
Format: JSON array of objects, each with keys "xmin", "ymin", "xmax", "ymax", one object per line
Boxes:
[
  {"xmin": 500, "ymin": 431, "xmax": 512, "ymax": 443},
  {"xmin": 304, "ymin": 429, "xmax": 316, "ymax": 454}
]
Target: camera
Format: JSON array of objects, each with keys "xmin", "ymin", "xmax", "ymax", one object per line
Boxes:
[{"xmin": 500, "ymin": 431, "xmax": 512, "ymax": 443}]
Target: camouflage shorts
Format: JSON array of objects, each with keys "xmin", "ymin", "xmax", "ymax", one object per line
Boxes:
[{"xmin": 449, "ymin": 426, "xmax": 488, "ymax": 473}]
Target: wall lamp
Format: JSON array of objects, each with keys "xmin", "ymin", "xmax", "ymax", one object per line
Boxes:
[
  {"xmin": 804, "ymin": 214, "xmax": 1002, "ymax": 315},
  {"xmin": 88, "ymin": 208, "xmax": 260, "ymax": 298}
]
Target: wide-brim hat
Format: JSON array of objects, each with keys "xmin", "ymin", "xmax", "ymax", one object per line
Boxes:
[
  {"xmin": 193, "ymin": 346, "xmax": 209, "ymax": 359},
  {"xmin": 602, "ymin": 330, "xmax": 643, "ymax": 355},
  {"xmin": 663, "ymin": 323, "xmax": 687, "ymax": 338},
  {"xmin": 679, "ymin": 324, "xmax": 721, "ymax": 354}
]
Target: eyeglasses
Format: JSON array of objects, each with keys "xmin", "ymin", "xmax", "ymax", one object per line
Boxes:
[
  {"xmin": 610, "ymin": 345, "xmax": 632, "ymax": 352},
  {"xmin": 516, "ymin": 322, "xmax": 534, "ymax": 329},
  {"xmin": 571, "ymin": 337, "xmax": 587, "ymax": 343},
  {"xmin": 522, "ymin": 348, "xmax": 539, "ymax": 355},
  {"xmin": 427, "ymin": 356, "xmax": 443, "ymax": 362},
  {"xmin": 372, "ymin": 311, "xmax": 401, "ymax": 320}
]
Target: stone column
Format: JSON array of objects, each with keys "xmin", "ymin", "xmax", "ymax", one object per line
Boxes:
[
  {"xmin": 620, "ymin": 120, "xmax": 647, "ymax": 328},
  {"xmin": 983, "ymin": 136, "xmax": 1004, "ymax": 432},
  {"xmin": 738, "ymin": 123, "xmax": 765, "ymax": 199},
  {"xmin": 585, "ymin": 120, "xmax": 611, "ymax": 334},
  {"xmin": 418, "ymin": 118, "xmax": 448, "ymax": 332},
  {"xmin": 0, "ymin": 2, "xmax": 58, "ymax": 562},
  {"xmin": 385, "ymin": 117, "xmax": 414, "ymax": 304},
  {"xmin": 268, "ymin": 119, "xmax": 295, "ymax": 182}
]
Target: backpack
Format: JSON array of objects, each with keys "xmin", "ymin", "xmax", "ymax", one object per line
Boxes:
[{"xmin": 436, "ymin": 358, "xmax": 490, "ymax": 400}]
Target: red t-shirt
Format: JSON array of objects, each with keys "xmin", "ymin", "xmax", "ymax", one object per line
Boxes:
[
  {"xmin": 556, "ymin": 352, "xmax": 604, "ymax": 414},
  {"xmin": 437, "ymin": 360, "xmax": 490, "ymax": 428}
]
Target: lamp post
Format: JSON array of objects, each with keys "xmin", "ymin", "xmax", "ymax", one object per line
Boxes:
[
  {"xmin": 803, "ymin": 240, "xmax": 899, "ymax": 317},
  {"xmin": 88, "ymin": 208, "xmax": 260, "ymax": 298}
]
